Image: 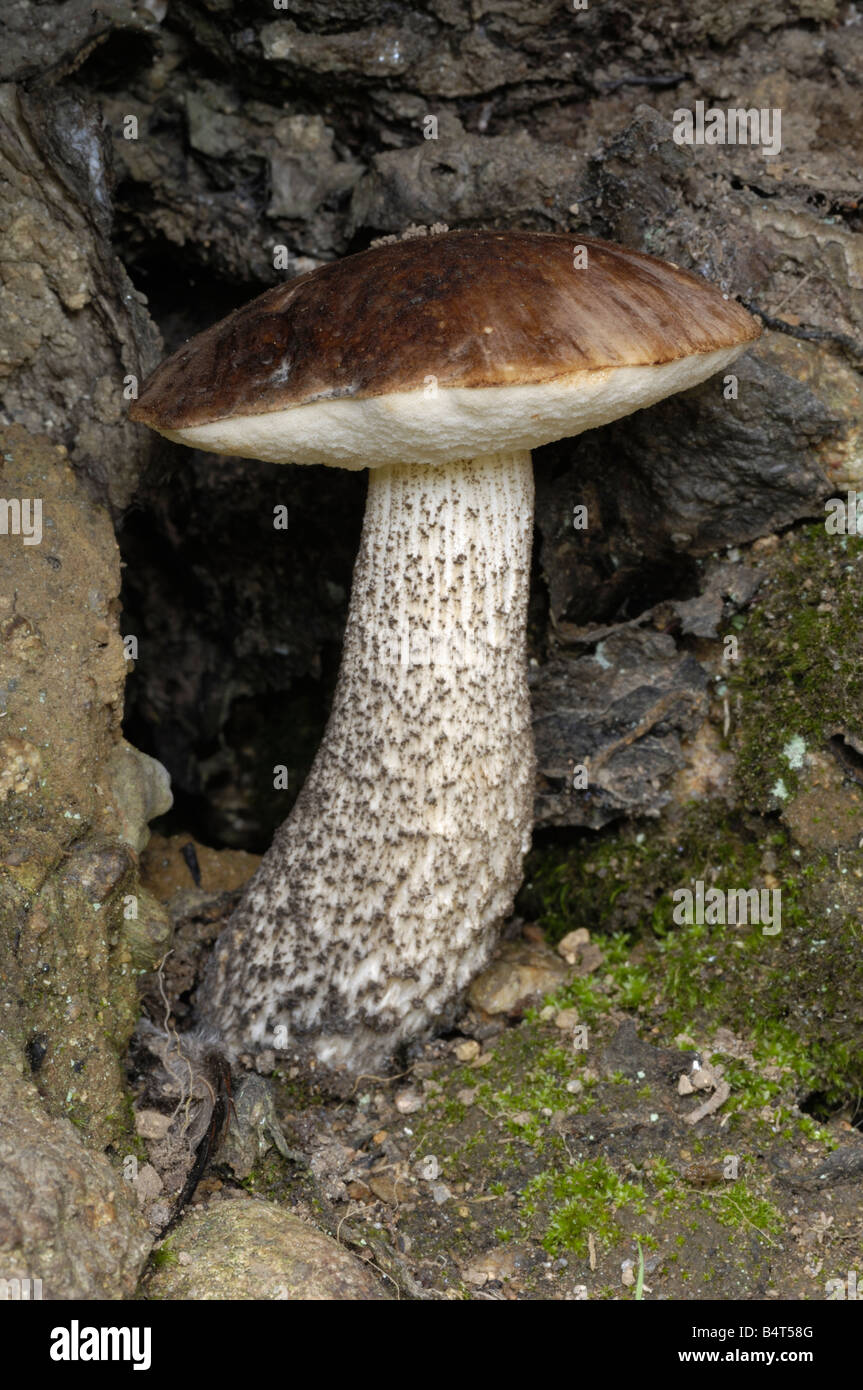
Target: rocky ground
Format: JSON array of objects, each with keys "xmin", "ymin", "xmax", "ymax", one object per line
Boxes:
[{"xmin": 133, "ymin": 846, "xmax": 863, "ymax": 1302}]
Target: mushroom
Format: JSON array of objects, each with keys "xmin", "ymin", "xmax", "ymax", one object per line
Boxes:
[{"xmin": 130, "ymin": 229, "xmax": 759, "ymax": 1075}]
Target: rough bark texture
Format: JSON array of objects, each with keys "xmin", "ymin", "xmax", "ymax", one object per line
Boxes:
[
  {"xmin": 0, "ymin": 427, "xmax": 168, "ymax": 1296},
  {"xmin": 0, "ymin": 84, "xmax": 161, "ymax": 511},
  {"xmin": 199, "ymin": 453, "xmax": 535, "ymax": 1072}
]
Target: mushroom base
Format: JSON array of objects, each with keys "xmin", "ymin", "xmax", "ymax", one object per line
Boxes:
[{"xmin": 197, "ymin": 451, "xmax": 536, "ymax": 1074}]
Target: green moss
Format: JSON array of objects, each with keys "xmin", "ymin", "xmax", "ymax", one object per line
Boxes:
[
  {"xmin": 238, "ymin": 1152, "xmax": 301, "ymax": 1203},
  {"xmin": 730, "ymin": 525, "xmax": 863, "ymax": 807},
  {"xmin": 521, "ymin": 832, "xmax": 663, "ymax": 944},
  {"xmin": 102, "ymin": 1088, "xmax": 144, "ymax": 1154},
  {"xmin": 150, "ymin": 1244, "xmax": 177, "ymax": 1270},
  {"xmin": 479, "ymin": 1039, "xmax": 575, "ymax": 1143},
  {"xmin": 710, "ymin": 1185, "xmax": 783, "ymax": 1240},
  {"xmin": 520, "ymin": 1158, "xmax": 647, "ymax": 1256},
  {"xmin": 650, "ymin": 1158, "xmax": 678, "ymax": 1190},
  {"xmin": 524, "ymin": 795, "xmax": 862, "ymax": 1118}
]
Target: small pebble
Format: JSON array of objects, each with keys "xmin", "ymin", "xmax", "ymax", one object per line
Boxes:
[
  {"xmin": 134, "ymin": 1108, "xmax": 171, "ymax": 1141},
  {"xmin": 557, "ymin": 928, "xmax": 590, "ymax": 964},
  {"xmin": 395, "ymin": 1089, "xmax": 423, "ymax": 1114},
  {"xmin": 691, "ymin": 1062, "xmax": 718, "ymax": 1091}
]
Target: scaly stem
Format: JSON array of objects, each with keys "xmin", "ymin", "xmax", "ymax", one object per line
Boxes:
[{"xmin": 198, "ymin": 452, "xmax": 535, "ymax": 1074}]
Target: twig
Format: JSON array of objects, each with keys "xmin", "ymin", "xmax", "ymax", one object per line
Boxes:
[
  {"xmin": 346, "ymin": 1064, "xmax": 415, "ymax": 1099},
  {"xmin": 738, "ymin": 298, "xmax": 863, "ymax": 369},
  {"xmin": 587, "ymin": 688, "xmax": 702, "ymax": 775},
  {"xmin": 718, "ymin": 1193, "xmax": 780, "ymax": 1248},
  {"xmin": 552, "ymin": 606, "xmax": 659, "ymax": 647},
  {"xmin": 770, "ymin": 271, "xmax": 812, "ymax": 315}
]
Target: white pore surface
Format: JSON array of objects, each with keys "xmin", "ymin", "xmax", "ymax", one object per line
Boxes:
[{"xmin": 164, "ymin": 344, "xmax": 747, "ymax": 469}]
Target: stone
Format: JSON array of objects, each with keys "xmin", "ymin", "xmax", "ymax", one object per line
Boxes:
[
  {"xmin": 0, "ymin": 85, "xmax": 161, "ymax": 509},
  {"xmin": 531, "ymin": 626, "xmax": 709, "ymax": 831},
  {"xmin": 367, "ymin": 1172, "xmax": 412, "ymax": 1206},
  {"xmin": 783, "ymin": 750, "xmax": 863, "ymax": 851},
  {"xmin": 140, "ymin": 833, "xmax": 261, "ymax": 902},
  {"xmin": 691, "ymin": 1064, "xmax": 718, "ymax": 1092},
  {"xmin": 132, "ymin": 1163, "xmax": 163, "ymax": 1206},
  {"xmin": 462, "ymin": 1245, "xmax": 523, "ymax": 1286},
  {"xmin": 121, "ymin": 889, "xmax": 173, "ymax": 973},
  {"xmin": 104, "ymin": 741, "xmax": 173, "ymax": 854},
  {"xmin": 134, "ymin": 1109, "xmax": 172, "ymax": 1141},
  {"xmin": 0, "ymin": 1074, "xmax": 150, "ymax": 1300},
  {"xmin": 217, "ymin": 1074, "xmax": 295, "ymax": 1181},
  {"xmin": 557, "ymin": 929, "xmax": 590, "ymax": 963},
  {"xmin": 468, "ymin": 939, "xmax": 570, "ymax": 1016},
  {"xmin": 394, "ymin": 1089, "xmax": 424, "ymax": 1114},
  {"xmin": 0, "ymin": 426, "xmax": 174, "ymax": 1147},
  {"xmin": 147, "ymin": 1198, "xmax": 390, "ymax": 1300},
  {"xmin": 601, "ymin": 1020, "xmax": 697, "ymax": 1084}
]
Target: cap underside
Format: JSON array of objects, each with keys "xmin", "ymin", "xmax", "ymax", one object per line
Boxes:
[{"xmin": 159, "ymin": 343, "xmax": 746, "ymax": 470}]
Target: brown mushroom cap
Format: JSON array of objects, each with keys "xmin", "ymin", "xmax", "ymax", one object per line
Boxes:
[
  {"xmin": 129, "ymin": 230, "xmax": 760, "ymax": 469},
  {"xmin": 132, "ymin": 230, "xmax": 758, "ymax": 428}
]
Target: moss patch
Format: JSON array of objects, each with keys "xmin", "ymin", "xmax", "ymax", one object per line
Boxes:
[
  {"xmin": 522, "ymin": 796, "xmax": 862, "ymax": 1119},
  {"xmin": 730, "ymin": 523, "xmax": 863, "ymax": 809}
]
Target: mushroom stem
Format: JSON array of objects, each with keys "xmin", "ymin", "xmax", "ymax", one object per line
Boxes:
[{"xmin": 198, "ymin": 451, "xmax": 535, "ymax": 1073}]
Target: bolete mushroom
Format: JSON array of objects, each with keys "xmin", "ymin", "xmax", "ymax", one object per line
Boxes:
[{"xmin": 130, "ymin": 229, "xmax": 760, "ymax": 1075}]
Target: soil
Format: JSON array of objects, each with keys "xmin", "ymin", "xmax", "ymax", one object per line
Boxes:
[{"xmin": 136, "ymin": 911, "xmax": 863, "ymax": 1301}]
